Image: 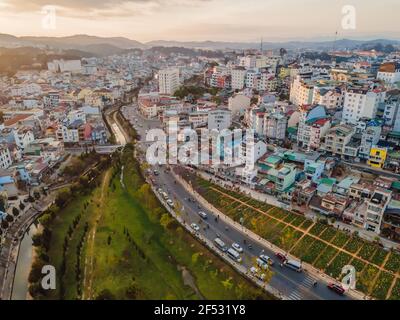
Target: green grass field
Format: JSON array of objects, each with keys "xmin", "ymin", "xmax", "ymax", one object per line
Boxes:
[{"xmin": 43, "ymin": 148, "xmax": 272, "ymax": 300}]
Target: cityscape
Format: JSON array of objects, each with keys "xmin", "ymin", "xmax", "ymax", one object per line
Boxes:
[{"xmin": 0, "ymin": 0, "xmax": 399, "ymax": 304}]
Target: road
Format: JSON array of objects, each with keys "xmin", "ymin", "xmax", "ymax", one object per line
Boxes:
[
  {"xmin": 343, "ymin": 161, "xmax": 400, "ymax": 179},
  {"xmin": 117, "ymin": 103, "xmax": 353, "ymax": 300},
  {"xmin": 65, "ymin": 145, "xmax": 121, "ymax": 155},
  {"xmin": 0, "ymin": 196, "xmax": 55, "ymax": 300},
  {"xmin": 152, "ymin": 166, "xmax": 350, "ymax": 300}
]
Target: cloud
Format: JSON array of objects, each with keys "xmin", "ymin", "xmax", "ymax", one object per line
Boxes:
[{"xmin": 4, "ymin": 0, "xmax": 212, "ymax": 18}]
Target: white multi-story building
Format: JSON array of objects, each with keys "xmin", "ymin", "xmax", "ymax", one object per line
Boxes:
[
  {"xmin": 312, "ymin": 87, "xmax": 343, "ymax": 110},
  {"xmin": 383, "ymin": 91, "xmax": 400, "ymax": 131},
  {"xmin": 0, "ymin": 144, "xmax": 12, "ymax": 169},
  {"xmin": 359, "ymin": 126, "xmax": 382, "ymax": 159},
  {"xmin": 264, "ymin": 112, "xmax": 287, "ymax": 141},
  {"xmin": 189, "ymin": 112, "xmax": 208, "ymax": 128},
  {"xmin": 47, "ymin": 59, "xmax": 82, "ymax": 73},
  {"xmin": 239, "ymin": 55, "xmax": 257, "ymax": 69},
  {"xmin": 13, "ymin": 127, "xmax": 35, "ymax": 150},
  {"xmin": 364, "ymin": 189, "xmax": 392, "ymax": 234},
  {"xmin": 10, "ymin": 83, "xmax": 42, "ymax": 97},
  {"xmin": 297, "ymin": 105, "xmax": 330, "ymax": 150},
  {"xmin": 342, "ymin": 88, "xmax": 386, "ymax": 124},
  {"xmin": 208, "ymin": 108, "xmax": 232, "ymax": 131},
  {"xmin": 231, "ymin": 67, "xmax": 247, "ymax": 90},
  {"xmin": 158, "ymin": 67, "xmax": 180, "ymax": 95},
  {"xmin": 377, "ymin": 62, "xmax": 400, "ymax": 84},
  {"xmin": 290, "ymin": 76, "xmax": 314, "ymax": 106}
]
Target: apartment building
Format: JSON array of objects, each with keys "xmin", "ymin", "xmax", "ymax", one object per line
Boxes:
[
  {"xmin": 208, "ymin": 108, "xmax": 232, "ymax": 131},
  {"xmin": 312, "ymin": 87, "xmax": 344, "ymax": 110},
  {"xmin": 158, "ymin": 67, "xmax": 180, "ymax": 95},
  {"xmin": 264, "ymin": 112, "xmax": 288, "ymax": 141},
  {"xmin": 289, "ymin": 76, "xmax": 314, "ymax": 106},
  {"xmin": 231, "ymin": 67, "xmax": 247, "ymax": 90},
  {"xmin": 266, "ymin": 163, "xmax": 297, "ymax": 193},
  {"xmin": 368, "ymin": 146, "xmax": 388, "ymax": 168},
  {"xmin": 377, "ymin": 62, "xmax": 400, "ymax": 84},
  {"xmin": 359, "ymin": 126, "xmax": 382, "ymax": 159},
  {"xmin": 297, "ymin": 105, "xmax": 330, "ymax": 150},
  {"xmin": 342, "ymin": 88, "xmax": 386, "ymax": 124},
  {"xmin": 321, "ymin": 124, "xmax": 355, "ymax": 156},
  {"xmin": 13, "ymin": 127, "xmax": 35, "ymax": 150},
  {"xmin": 0, "ymin": 144, "xmax": 12, "ymax": 169},
  {"xmin": 364, "ymin": 188, "xmax": 392, "ymax": 234}
]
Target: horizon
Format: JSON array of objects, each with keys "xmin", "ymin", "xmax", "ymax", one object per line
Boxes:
[
  {"xmin": 0, "ymin": 0, "xmax": 399, "ymax": 42},
  {"xmin": 2, "ymin": 32, "xmax": 400, "ymax": 45}
]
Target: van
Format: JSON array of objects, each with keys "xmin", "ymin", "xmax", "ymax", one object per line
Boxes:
[{"xmin": 284, "ymin": 259, "xmax": 302, "ymax": 272}]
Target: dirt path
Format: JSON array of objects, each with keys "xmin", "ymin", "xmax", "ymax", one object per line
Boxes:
[{"xmin": 82, "ymin": 170, "xmax": 111, "ymax": 300}]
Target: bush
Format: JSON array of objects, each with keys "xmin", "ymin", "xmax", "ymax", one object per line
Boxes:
[{"xmin": 12, "ymin": 207, "xmax": 19, "ymax": 217}]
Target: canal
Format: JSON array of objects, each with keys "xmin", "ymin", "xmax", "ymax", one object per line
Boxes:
[{"xmin": 11, "ymin": 224, "xmax": 38, "ymax": 300}]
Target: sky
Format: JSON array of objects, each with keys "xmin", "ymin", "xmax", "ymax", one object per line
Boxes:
[{"xmin": 0, "ymin": 0, "xmax": 399, "ymax": 42}]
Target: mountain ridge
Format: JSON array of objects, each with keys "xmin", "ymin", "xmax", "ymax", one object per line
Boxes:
[{"xmin": 0, "ymin": 33, "xmax": 399, "ymax": 52}]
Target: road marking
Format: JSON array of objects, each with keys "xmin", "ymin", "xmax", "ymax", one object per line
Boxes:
[{"xmin": 287, "ymin": 291, "xmax": 302, "ymax": 300}]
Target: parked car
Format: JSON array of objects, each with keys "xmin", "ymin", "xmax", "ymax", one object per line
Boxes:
[
  {"xmin": 232, "ymin": 243, "xmax": 243, "ymax": 253},
  {"xmin": 259, "ymin": 254, "xmax": 274, "ymax": 266},
  {"xmin": 166, "ymin": 199, "xmax": 174, "ymax": 208},
  {"xmin": 327, "ymin": 283, "xmax": 345, "ymax": 295},
  {"xmin": 191, "ymin": 223, "xmax": 200, "ymax": 232}
]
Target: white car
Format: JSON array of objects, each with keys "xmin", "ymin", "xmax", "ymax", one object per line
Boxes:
[
  {"xmin": 198, "ymin": 211, "xmax": 208, "ymax": 219},
  {"xmin": 259, "ymin": 254, "xmax": 274, "ymax": 266},
  {"xmin": 232, "ymin": 243, "xmax": 243, "ymax": 253},
  {"xmin": 191, "ymin": 223, "xmax": 200, "ymax": 232},
  {"xmin": 166, "ymin": 199, "xmax": 174, "ymax": 208}
]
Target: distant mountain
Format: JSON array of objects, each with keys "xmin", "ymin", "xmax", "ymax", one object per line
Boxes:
[
  {"xmin": 0, "ymin": 34, "xmax": 145, "ymax": 56},
  {"xmin": 146, "ymin": 38, "xmax": 400, "ymax": 51},
  {"xmin": 0, "ymin": 34, "xmax": 399, "ymax": 54}
]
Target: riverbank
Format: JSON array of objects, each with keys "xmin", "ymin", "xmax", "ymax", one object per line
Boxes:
[{"xmin": 11, "ymin": 224, "xmax": 38, "ymax": 300}]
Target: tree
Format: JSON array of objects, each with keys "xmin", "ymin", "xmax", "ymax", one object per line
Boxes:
[
  {"xmin": 55, "ymin": 188, "xmax": 72, "ymax": 208},
  {"xmin": 5, "ymin": 214, "xmax": 13, "ymax": 223},
  {"xmin": 0, "ymin": 111, "xmax": 4, "ymax": 124},
  {"xmin": 96, "ymin": 289, "xmax": 116, "ymax": 300},
  {"xmin": 19, "ymin": 202, "xmax": 25, "ymax": 211},
  {"xmin": 12, "ymin": 207, "xmax": 19, "ymax": 217},
  {"xmin": 1, "ymin": 219, "xmax": 9, "ymax": 229},
  {"xmin": 0, "ymin": 196, "xmax": 5, "ymax": 212},
  {"xmin": 33, "ymin": 190, "xmax": 40, "ymax": 200},
  {"xmin": 38, "ymin": 213, "xmax": 52, "ymax": 228},
  {"xmin": 160, "ymin": 213, "xmax": 174, "ymax": 229}
]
